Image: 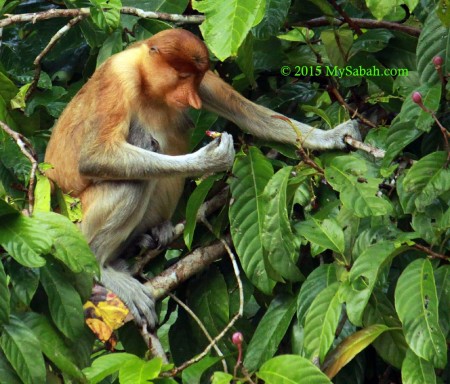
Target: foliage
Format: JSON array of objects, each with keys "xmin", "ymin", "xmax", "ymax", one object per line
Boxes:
[{"xmin": 0, "ymin": 0, "xmax": 449, "ymax": 383}]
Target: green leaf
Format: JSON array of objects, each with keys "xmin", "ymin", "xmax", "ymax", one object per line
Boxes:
[
  {"xmin": 325, "ymin": 155, "xmax": 392, "ymax": 218},
  {"xmin": 0, "ymin": 350, "xmax": 22, "ymax": 384},
  {"xmin": 90, "ymin": 0, "xmax": 121, "ymax": 32},
  {"xmin": 395, "ymin": 258, "xmax": 447, "ymax": 368},
  {"xmin": 40, "ymin": 261, "xmax": 85, "ymax": 340},
  {"xmin": 244, "ymin": 295, "xmax": 296, "ymax": 371},
  {"xmin": 258, "ymin": 355, "xmax": 332, "ymax": 384},
  {"xmin": 211, "ymin": 371, "xmax": 233, "ymax": 384},
  {"xmin": 0, "ymin": 262, "xmax": 10, "ymax": 325},
  {"xmin": 295, "ymin": 217, "xmax": 345, "ymax": 255},
  {"xmin": 304, "ymin": 282, "xmax": 342, "ymax": 363},
  {"xmin": 322, "ymin": 324, "xmax": 390, "ymax": 379},
  {"xmin": 34, "ymin": 212, "xmax": 98, "ymax": 275},
  {"xmin": 363, "ymin": 293, "xmax": 408, "ymax": 369},
  {"xmin": 297, "ymin": 264, "xmax": 337, "ymax": 324},
  {"xmin": 434, "ymin": 265, "xmax": 450, "ymax": 336},
  {"xmin": 0, "ymin": 214, "xmax": 51, "ymax": 268},
  {"xmin": 229, "ymin": 147, "xmax": 275, "ymax": 294},
  {"xmin": 401, "ymin": 349, "xmax": 436, "ymax": 384},
  {"xmin": 350, "ymin": 29, "xmax": 394, "ymax": 55},
  {"xmin": 192, "ymin": 0, "xmax": 266, "ymax": 61},
  {"xmin": 262, "ymin": 166, "xmax": 303, "ymax": 281},
  {"xmin": 96, "ymin": 29, "xmax": 123, "ymax": 67},
  {"xmin": 183, "ymin": 356, "xmax": 223, "ymax": 384},
  {"xmin": 0, "ymin": 199, "xmax": 19, "ymax": 217},
  {"xmin": 83, "ymin": 353, "xmax": 139, "ymax": 384},
  {"xmin": 21, "ymin": 313, "xmax": 85, "ymax": 381},
  {"xmin": 321, "ymin": 28, "xmax": 353, "ymax": 67},
  {"xmin": 33, "ymin": 172, "xmax": 51, "ymax": 213},
  {"xmin": 252, "ymin": 0, "xmax": 290, "ymax": 40},
  {"xmin": 343, "ymin": 241, "xmax": 407, "ymax": 326},
  {"xmin": 8, "ymin": 262, "xmax": 39, "ymax": 306},
  {"xmin": 417, "ymin": 10, "xmax": 450, "ymax": 86},
  {"xmin": 400, "ymin": 152, "xmax": 450, "ymax": 213},
  {"xmin": 119, "ymin": 357, "xmax": 162, "ymax": 383},
  {"xmin": 184, "ymin": 175, "xmax": 219, "ymax": 250},
  {"xmin": 188, "ymin": 267, "xmax": 229, "ymax": 346},
  {"xmin": 0, "ymin": 315, "xmax": 46, "ymax": 384}
]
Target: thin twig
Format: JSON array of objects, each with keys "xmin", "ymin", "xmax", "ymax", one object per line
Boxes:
[
  {"xmin": 295, "ymin": 17, "xmax": 421, "ymax": 37},
  {"xmin": 26, "ymin": 15, "xmax": 86, "ymax": 100},
  {"xmin": 413, "ymin": 244, "xmax": 448, "ymax": 261},
  {"xmin": 326, "ymin": 0, "xmax": 362, "ymax": 35},
  {"xmin": 328, "ymin": 86, "xmax": 377, "ymax": 128},
  {"xmin": 272, "ymin": 115, "xmax": 325, "ymax": 174},
  {"xmin": 169, "ymin": 293, "xmax": 227, "ymax": 372},
  {"xmin": 167, "ymin": 217, "xmax": 244, "ymax": 376},
  {"xmin": 0, "ymin": 121, "xmax": 38, "ymax": 215}
]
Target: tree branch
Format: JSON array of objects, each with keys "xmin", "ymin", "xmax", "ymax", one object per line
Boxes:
[{"xmin": 295, "ymin": 17, "xmax": 421, "ymax": 37}]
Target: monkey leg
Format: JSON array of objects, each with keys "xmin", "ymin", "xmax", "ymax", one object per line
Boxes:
[{"xmin": 80, "ymin": 180, "xmax": 158, "ymax": 328}]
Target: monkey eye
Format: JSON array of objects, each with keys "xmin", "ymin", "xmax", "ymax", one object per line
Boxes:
[
  {"xmin": 150, "ymin": 46, "xmax": 159, "ymax": 53},
  {"xmin": 178, "ymin": 73, "xmax": 192, "ymax": 79}
]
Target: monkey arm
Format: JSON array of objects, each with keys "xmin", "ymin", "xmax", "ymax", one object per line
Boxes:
[
  {"xmin": 78, "ymin": 133, "xmax": 235, "ymax": 180},
  {"xmin": 199, "ymin": 71, "xmax": 361, "ymax": 150}
]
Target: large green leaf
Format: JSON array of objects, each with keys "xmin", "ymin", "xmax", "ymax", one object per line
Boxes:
[
  {"xmin": 0, "ymin": 315, "xmax": 46, "ymax": 384},
  {"xmin": 395, "ymin": 258, "xmax": 447, "ymax": 368},
  {"xmin": 193, "ymin": 0, "xmax": 265, "ymax": 61},
  {"xmin": 40, "ymin": 261, "xmax": 85, "ymax": 340},
  {"xmin": 401, "ymin": 349, "xmax": 436, "ymax": 384},
  {"xmin": 229, "ymin": 147, "xmax": 275, "ymax": 294},
  {"xmin": 295, "ymin": 217, "xmax": 345, "ymax": 255},
  {"xmin": 297, "ymin": 264, "xmax": 337, "ymax": 324},
  {"xmin": 325, "ymin": 155, "xmax": 392, "ymax": 217},
  {"xmin": 184, "ymin": 175, "xmax": 219, "ymax": 250},
  {"xmin": 343, "ymin": 241, "xmax": 407, "ymax": 326},
  {"xmin": 119, "ymin": 357, "xmax": 162, "ymax": 384},
  {"xmin": 258, "ymin": 355, "xmax": 332, "ymax": 384},
  {"xmin": 0, "ymin": 350, "xmax": 21, "ymax": 384},
  {"xmin": 363, "ymin": 293, "xmax": 408, "ymax": 369},
  {"xmin": 304, "ymin": 282, "xmax": 342, "ymax": 363},
  {"xmin": 0, "ymin": 214, "xmax": 50, "ymax": 268},
  {"xmin": 252, "ymin": 0, "xmax": 290, "ymax": 40},
  {"xmin": 434, "ymin": 265, "xmax": 450, "ymax": 336},
  {"xmin": 262, "ymin": 166, "xmax": 303, "ymax": 281},
  {"xmin": 83, "ymin": 353, "xmax": 139, "ymax": 384},
  {"xmin": 400, "ymin": 152, "xmax": 450, "ymax": 213},
  {"xmin": 21, "ymin": 313, "xmax": 85, "ymax": 381},
  {"xmin": 0, "ymin": 262, "xmax": 9, "ymax": 325},
  {"xmin": 34, "ymin": 212, "xmax": 98, "ymax": 275},
  {"xmin": 243, "ymin": 295, "xmax": 296, "ymax": 371},
  {"xmin": 322, "ymin": 324, "xmax": 390, "ymax": 379},
  {"xmin": 417, "ymin": 10, "xmax": 450, "ymax": 86}
]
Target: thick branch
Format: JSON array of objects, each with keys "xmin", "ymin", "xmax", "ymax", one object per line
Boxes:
[
  {"xmin": 0, "ymin": 7, "xmax": 204, "ymax": 28},
  {"xmin": 146, "ymin": 235, "xmax": 229, "ymax": 300}
]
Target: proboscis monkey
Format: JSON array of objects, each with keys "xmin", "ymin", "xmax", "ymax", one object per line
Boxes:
[{"xmin": 45, "ymin": 29, "xmax": 360, "ymax": 329}]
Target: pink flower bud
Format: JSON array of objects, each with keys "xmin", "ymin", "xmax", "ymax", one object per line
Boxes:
[
  {"xmin": 412, "ymin": 91, "xmax": 422, "ymax": 104},
  {"xmin": 433, "ymin": 56, "xmax": 443, "ymax": 66},
  {"xmin": 232, "ymin": 332, "xmax": 244, "ymax": 345}
]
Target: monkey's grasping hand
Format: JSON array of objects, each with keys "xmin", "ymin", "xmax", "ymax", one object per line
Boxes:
[{"xmin": 196, "ymin": 132, "xmax": 235, "ymax": 173}]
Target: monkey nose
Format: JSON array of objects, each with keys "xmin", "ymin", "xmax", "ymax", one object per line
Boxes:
[{"xmin": 188, "ymin": 92, "xmax": 202, "ymax": 110}]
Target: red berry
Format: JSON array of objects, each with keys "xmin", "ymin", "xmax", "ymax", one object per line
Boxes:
[
  {"xmin": 232, "ymin": 332, "xmax": 244, "ymax": 345},
  {"xmin": 433, "ymin": 56, "xmax": 443, "ymax": 66},
  {"xmin": 412, "ymin": 91, "xmax": 422, "ymax": 104}
]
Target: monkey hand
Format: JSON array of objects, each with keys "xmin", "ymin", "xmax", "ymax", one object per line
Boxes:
[
  {"xmin": 101, "ymin": 267, "xmax": 157, "ymax": 329},
  {"xmin": 197, "ymin": 132, "xmax": 235, "ymax": 172},
  {"xmin": 322, "ymin": 120, "xmax": 362, "ymax": 149}
]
